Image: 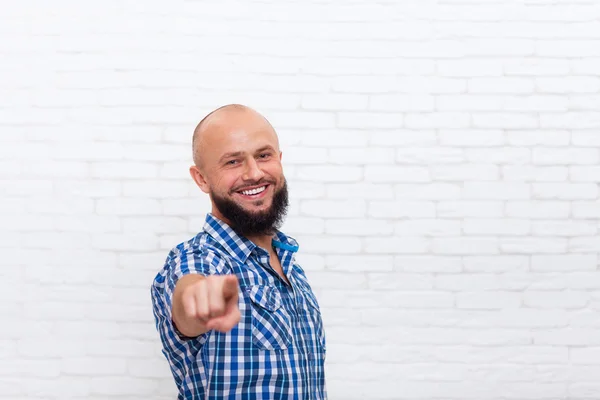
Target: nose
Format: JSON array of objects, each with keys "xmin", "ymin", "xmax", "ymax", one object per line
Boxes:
[{"xmin": 242, "ymin": 158, "xmax": 265, "ymax": 182}]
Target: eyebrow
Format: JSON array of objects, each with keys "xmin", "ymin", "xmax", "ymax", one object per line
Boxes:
[{"xmin": 218, "ymin": 146, "xmax": 276, "ymax": 163}]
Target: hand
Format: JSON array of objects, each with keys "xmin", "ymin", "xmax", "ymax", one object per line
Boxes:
[{"xmin": 180, "ymin": 275, "xmax": 241, "ymax": 333}]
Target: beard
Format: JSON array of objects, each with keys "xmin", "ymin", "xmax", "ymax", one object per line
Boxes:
[{"xmin": 211, "ymin": 179, "xmax": 289, "ymax": 237}]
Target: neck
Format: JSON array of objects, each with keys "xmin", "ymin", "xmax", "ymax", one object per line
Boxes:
[{"xmin": 245, "ymin": 233, "xmax": 275, "ymax": 252}]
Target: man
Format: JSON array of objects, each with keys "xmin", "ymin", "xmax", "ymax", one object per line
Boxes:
[{"xmin": 151, "ymin": 104, "xmax": 327, "ymax": 399}]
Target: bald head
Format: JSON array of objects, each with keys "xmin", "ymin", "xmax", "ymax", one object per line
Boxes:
[{"xmin": 192, "ymin": 104, "xmax": 278, "ymax": 168}]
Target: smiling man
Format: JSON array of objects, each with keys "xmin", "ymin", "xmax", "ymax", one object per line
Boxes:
[{"xmin": 151, "ymin": 104, "xmax": 327, "ymax": 399}]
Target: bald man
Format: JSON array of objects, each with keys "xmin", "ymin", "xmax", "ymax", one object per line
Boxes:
[{"xmin": 151, "ymin": 105, "xmax": 327, "ymax": 399}]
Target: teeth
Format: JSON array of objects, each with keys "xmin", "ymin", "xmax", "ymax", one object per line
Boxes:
[{"xmin": 241, "ymin": 186, "xmax": 266, "ymax": 196}]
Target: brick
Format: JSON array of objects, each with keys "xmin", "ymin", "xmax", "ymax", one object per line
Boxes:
[
  {"xmin": 572, "ymin": 201, "xmax": 600, "ymax": 218},
  {"xmin": 437, "ymin": 201, "xmax": 504, "ymax": 218},
  {"xmin": 367, "ymin": 272, "xmax": 434, "ymax": 289},
  {"xmin": 505, "ymin": 95, "xmax": 568, "ymax": 111},
  {"xmin": 368, "ymin": 201, "xmax": 435, "ymax": 218},
  {"xmin": 296, "ymin": 166, "xmax": 363, "ymax": 182},
  {"xmin": 122, "ymin": 181, "xmax": 192, "ymax": 198},
  {"xmin": 537, "ymin": 40, "xmax": 600, "ymax": 57},
  {"xmin": 500, "ymin": 237, "xmax": 568, "ymax": 254},
  {"xmin": 62, "ymin": 357, "xmax": 127, "ymax": 375},
  {"xmin": 96, "ymin": 198, "xmax": 161, "ymax": 216},
  {"xmin": 299, "ymin": 130, "xmax": 369, "ymax": 147},
  {"xmin": 463, "ymin": 219, "xmax": 530, "ymax": 235},
  {"xmin": 395, "ymin": 183, "xmax": 462, "ymax": 199},
  {"xmin": 532, "ymin": 220, "xmax": 597, "ymax": 236},
  {"xmin": 369, "ymin": 95, "xmax": 435, "ymax": 111},
  {"xmin": 507, "ymin": 130, "xmax": 570, "ymax": 146},
  {"xmin": 396, "ymin": 256, "xmax": 462, "ymax": 273},
  {"xmin": 569, "ymin": 237, "xmax": 600, "ymax": 253},
  {"xmin": 463, "ymin": 256, "xmax": 529, "ymax": 272},
  {"xmin": 437, "ymin": 59, "xmax": 503, "ymax": 77},
  {"xmin": 532, "ymin": 255, "xmax": 597, "ymax": 271},
  {"xmin": 506, "ymin": 201, "xmax": 570, "ymax": 218},
  {"xmin": 405, "ymin": 112, "xmax": 470, "ymax": 129},
  {"xmin": 329, "ymin": 148, "xmax": 395, "ymax": 165},
  {"xmin": 326, "ymin": 255, "xmax": 393, "ymax": 272},
  {"xmin": 431, "ymin": 164, "xmax": 499, "ymax": 181},
  {"xmin": 370, "ymin": 130, "xmax": 436, "ymax": 146},
  {"xmin": 294, "ymin": 235, "xmax": 362, "ymax": 254},
  {"xmin": 533, "ymin": 183, "xmax": 598, "ymax": 200},
  {"xmin": 533, "ymin": 148, "xmax": 599, "ymax": 165},
  {"xmin": 569, "ymin": 95, "xmax": 600, "ymax": 111},
  {"xmin": 326, "ymin": 183, "xmax": 393, "ymax": 199},
  {"xmin": 364, "ymin": 237, "xmax": 430, "ymax": 254},
  {"xmin": 396, "ymin": 147, "xmax": 464, "ymax": 164},
  {"xmin": 300, "ymin": 199, "xmax": 366, "ymax": 218},
  {"xmin": 283, "ymin": 146, "xmax": 328, "ymax": 164},
  {"xmin": 301, "ymin": 94, "xmax": 368, "ymax": 110},
  {"xmin": 303, "ymin": 271, "xmax": 366, "ymax": 288},
  {"xmin": 395, "ymin": 219, "xmax": 462, "ymax": 236},
  {"xmin": 536, "ymin": 77, "xmax": 600, "ymax": 93},
  {"xmin": 540, "ymin": 112, "xmax": 600, "ymax": 129},
  {"xmin": 337, "ymin": 112, "xmax": 403, "ymax": 128},
  {"xmin": 504, "ymin": 58, "xmax": 571, "ymax": 75},
  {"xmin": 438, "ymin": 130, "xmax": 504, "ymax": 146},
  {"xmin": 364, "ymin": 166, "xmax": 430, "ymax": 182},
  {"xmin": 465, "ymin": 148, "xmax": 530, "ymax": 164},
  {"xmin": 91, "ymin": 162, "xmax": 159, "ymax": 179},
  {"xmin": 524, "ymin": 292, "xmax": 590, "ymax": 309},
  {"xmin": 571, "ymin": 58, "xmax": 600, "ymax": 74},
  {"xmin": 570, "ymin": 166, "xmax": 600, "ymax": 182},
  {"xmin": 469, "ymin": 78, "xmax": 535, "ymax": 93},
  {"xmin": 473, "ymin": 113, "xmax": 538, "ymax": 128},
  {"xmin": 503, "ymin": 166, "xmax": 568, "ymax": 182},
  {"xmin": 395, "ymin": 77, "xmax": 466, "ymax": 93},
  {"xmin": 463, "ymin": 182, "xmax": 530, "ymax": 199},
  {"xmin": 456, "ymin": 292, "xmax": 522, "ymax": 309},
  {"xmin": 572, "ymin": 130, "xmax": 600, "ymax": 146},
  {"xmin": 432, "ymin": 238, "xmax": 499, "ymax": 255},
  {"xmin": 325, "ymin": 219, "xmax": 394, "ymax": 236}
]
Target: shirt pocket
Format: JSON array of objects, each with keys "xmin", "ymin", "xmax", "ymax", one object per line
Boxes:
[
  {"xmin": 298, "ymin": 285, "xmax": 326, "ymax": 352},
  {"xmin": 245, "ymin": 285, "xmax": 292, "ymax": 351}
]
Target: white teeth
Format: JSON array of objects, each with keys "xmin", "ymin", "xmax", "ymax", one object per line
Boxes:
[{"xmin": 241, "ymin": 186, "xmax": 266, "ymax": 196}]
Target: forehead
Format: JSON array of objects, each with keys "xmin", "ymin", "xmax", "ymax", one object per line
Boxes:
[{"xmin": 200, "ymin": 111, "xmax": 280, "ymax": 161}]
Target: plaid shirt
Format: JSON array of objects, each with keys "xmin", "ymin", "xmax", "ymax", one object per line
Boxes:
[{"xmin": 151, "ymin": 214, "xmax": 327, "ymax": 399}]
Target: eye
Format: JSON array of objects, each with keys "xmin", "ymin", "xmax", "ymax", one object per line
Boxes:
[
  {"xmin": 258, "ymin": 152, "xmax": 271, "ymax": 159},
  {"xmin": 225, "ymin": 159, "xmax": 238, "ymax": 165}
]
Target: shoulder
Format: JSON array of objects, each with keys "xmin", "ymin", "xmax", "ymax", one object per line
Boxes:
[{"xmin": 153, "ymin": 232, "xmax": 232, "ymax": 289}]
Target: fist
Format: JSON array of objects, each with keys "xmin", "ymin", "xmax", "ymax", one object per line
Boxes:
[{"xmin": 181, "ymin": 275, "xmax": 241, "ymax": 333}]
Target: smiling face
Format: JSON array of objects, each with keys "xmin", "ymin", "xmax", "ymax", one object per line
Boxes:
[{"xmin": 190, "ymin": 105, "xmax": 289, "ymax": 236}]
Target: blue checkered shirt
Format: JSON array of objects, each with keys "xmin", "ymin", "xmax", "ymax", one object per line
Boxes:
[{"xmin": 151, "ymin": 214, "xmax": 327, "ymax": 399}]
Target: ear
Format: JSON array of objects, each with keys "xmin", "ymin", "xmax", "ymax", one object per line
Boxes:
[
  {"xmin": 279, "ymin": 151, "xmax": 283, "ymax": 161},
  {"xmin": 189, "ymin": 165, "xmax": 210, "ymax": 194}
]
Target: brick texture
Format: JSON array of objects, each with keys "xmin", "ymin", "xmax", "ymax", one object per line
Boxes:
[{"xmin": 1, "ymin": 1, "xmax": 600, "ymax": 399}]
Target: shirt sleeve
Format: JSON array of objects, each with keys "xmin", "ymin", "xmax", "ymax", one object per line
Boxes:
[{"xmin": 150, "ymin": 246, "xmax": 228, "ymax": 384}]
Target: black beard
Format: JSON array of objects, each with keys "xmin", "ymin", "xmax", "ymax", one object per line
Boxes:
[{"xmin": 212, "ymin": 180, "xmax": 289, "ymax": 237}]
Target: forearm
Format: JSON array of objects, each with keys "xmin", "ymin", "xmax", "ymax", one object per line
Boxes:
[{"xmin": 172, "ymin": 274, "xmax": 209, "ymax": 338}]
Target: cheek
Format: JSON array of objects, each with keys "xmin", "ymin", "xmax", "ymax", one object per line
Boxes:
[{"xmin": 216, "ymin": 174, "xmax": 240, "ymax": 194}]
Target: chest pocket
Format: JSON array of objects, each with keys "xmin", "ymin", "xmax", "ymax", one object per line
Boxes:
[
  {"xmin": 296, "ymin": 281, "xmax": 326, "ymax": 352},
  {"xmin": 245, "ymin": 285, "xmax": 293, "ymax": 351}
]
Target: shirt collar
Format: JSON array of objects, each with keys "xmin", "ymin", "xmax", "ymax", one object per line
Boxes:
[{"xmin": 201, "ymin": 214, "xmax": 299, "ymax": 263}]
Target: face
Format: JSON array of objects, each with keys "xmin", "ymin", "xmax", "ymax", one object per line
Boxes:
[{"xmin": 190, "ymin": 109, "xmax": 289, "ymax": 236}]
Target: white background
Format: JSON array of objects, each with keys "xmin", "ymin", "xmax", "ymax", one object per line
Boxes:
[{"xmin": 2, "ymin": 0, "xmax": 600, "ymax": 399}]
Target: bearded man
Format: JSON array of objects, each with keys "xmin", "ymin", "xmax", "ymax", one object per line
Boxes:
[{"xmin": 151, "ymin": 104, "xmax": 327, "ymax": 399}]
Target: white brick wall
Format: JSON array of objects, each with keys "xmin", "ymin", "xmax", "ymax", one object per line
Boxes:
[{"xmin": 1, "ymin": 0, "xmax": 600, "ymax": 399}]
